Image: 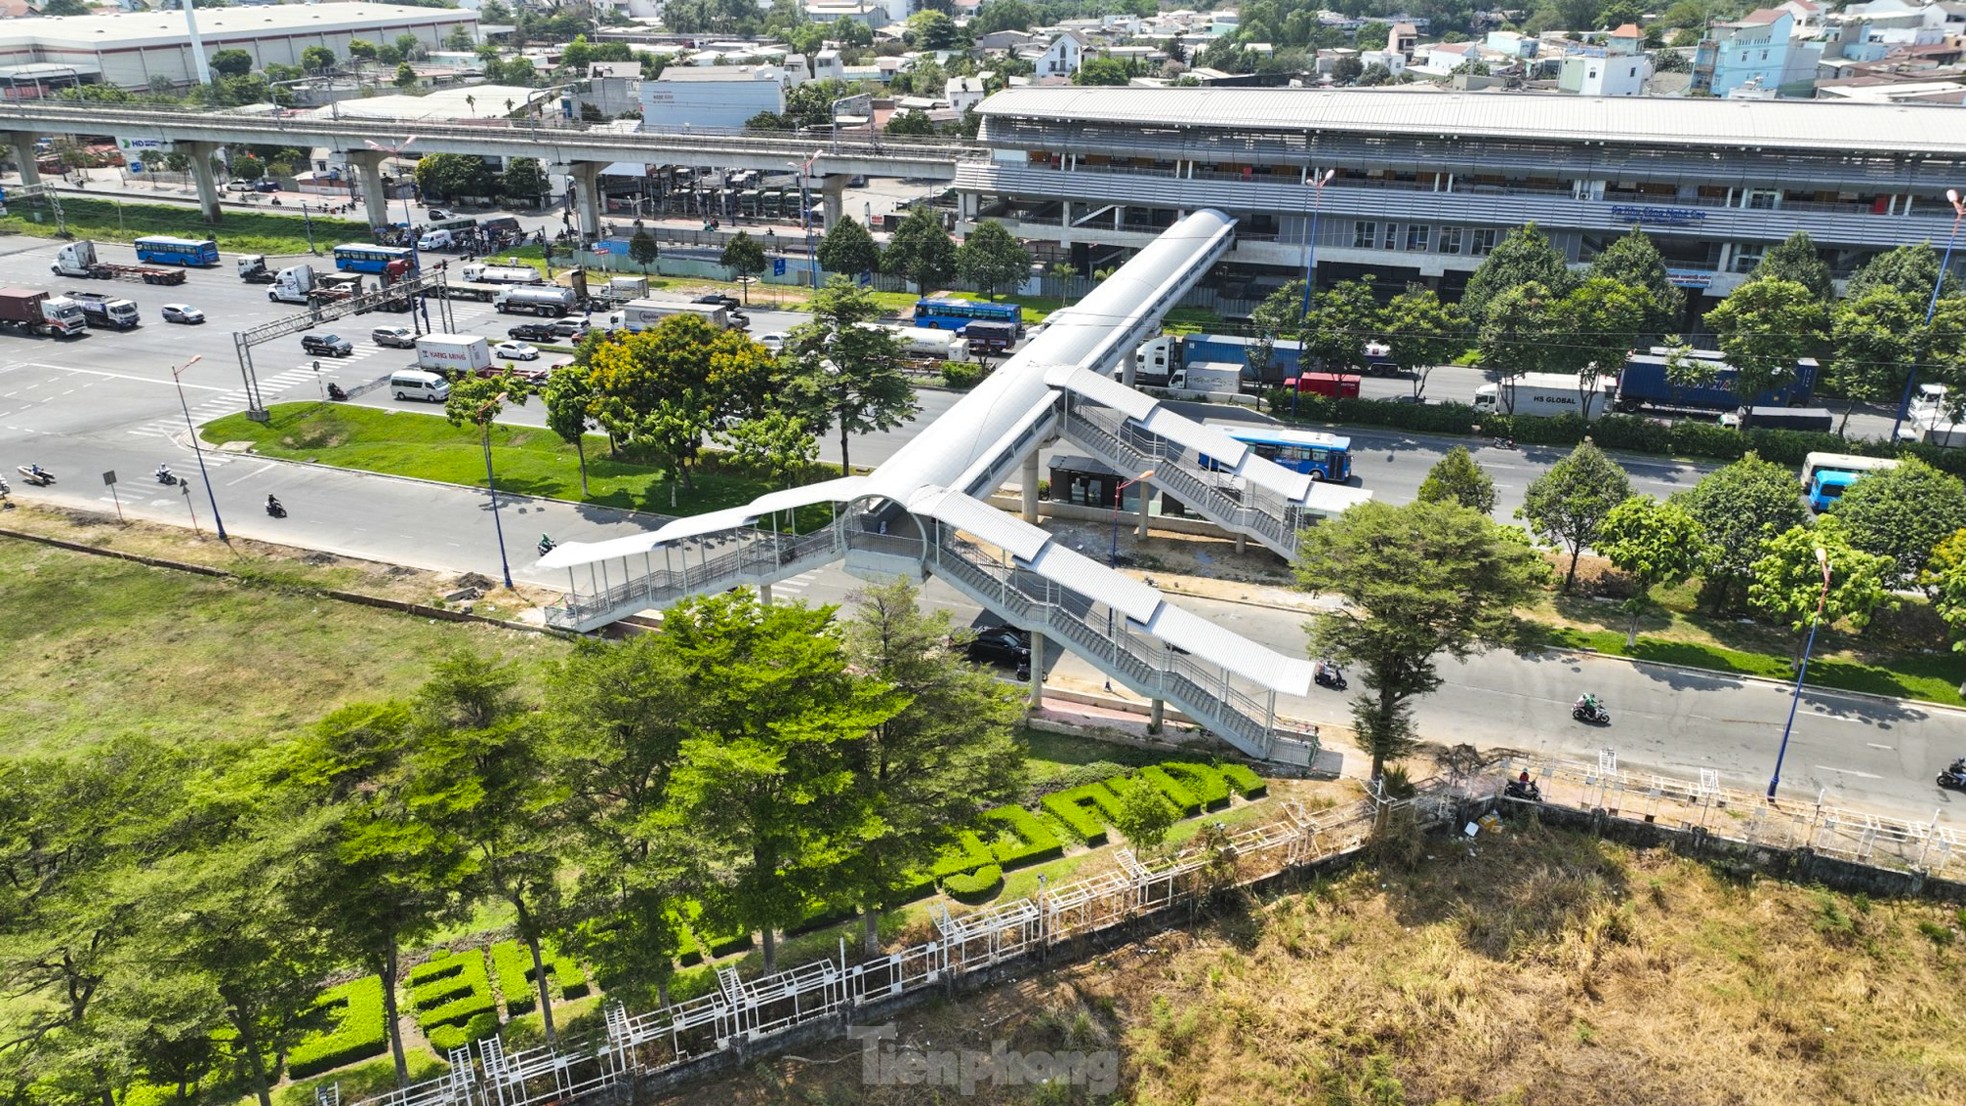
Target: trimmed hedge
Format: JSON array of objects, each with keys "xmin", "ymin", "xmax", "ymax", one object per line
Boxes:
[
  {"xmin": 286, "ymin": 976, "xmax": 388, "ymax": 1079},
  {"xmin": 1217, "ymin": 762, "xmax": 1268, "ymax": 799},
  {"xmin": 1041, "ymin": 782, "xmax": 1124, "ymax": 846},
  {"xmin": 982, "ymin": 805, "xmax": 1065, "ymax": 867},
  {"xmin": 1137, "ymin": 765, "xmax": 1201, "ymax": 816},
  {"xmin": 488, "ymin": 938, "xmax": 589, "ymax": 1017},
  {"xmin": 426, "ymin": 1011, "xmax": 499, "ymax": 1055},
  {"xmin": 941, "ymin": 864, "xmax": 1004, "ymax": 904},
  {"xmin": 929, "ymin": 830, "xmax": 996, "ymax": 878},
  {"xmin": 407, "ymin": 950, "xmax": 496, "ymax": 1034},
  {"xmin": 1159, "ymin": 761, "xmax": 1231, "ymax": 809}
]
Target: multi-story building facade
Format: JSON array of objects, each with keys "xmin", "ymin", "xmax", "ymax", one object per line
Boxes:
[{"xmin": 958, "ymin": 86, "xmax": 1966, "ymax": 313}]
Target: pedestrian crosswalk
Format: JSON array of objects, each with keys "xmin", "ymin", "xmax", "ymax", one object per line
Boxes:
[
  {"xmin": 125, "ymin": 348, "xmax": 395, "ymax": 441},
  {"xmin": 768, "ymin": 570, "xmax": 820, "ymax": 602}
]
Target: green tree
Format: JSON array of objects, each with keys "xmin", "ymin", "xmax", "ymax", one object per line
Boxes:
[
  {"xmin": 1827, "ymin": 287, "xmax": 1922, "ymax": 433},
  {"xmin": 502, "ymin": 56, "xmax": 538, "ymax": 86},
  {"xmin": 1703, "ymin": 278, "xmax": 1829, "ymax": 404},
  {"xmin": 628, "ymin": 228, "xmax": 659, "ymax": 275},
  {"xmin": 210, "ymin": 48, "xmax": 254, "ymax": 78},
  {"xmin": 1587, "ymin": 228, "xmax": 1684, "ymax": 336},
  {"xmin": 395, "ymin": 33, "xmax": 423, "ymax": 61},
  {"xmin": 786, "ymin": 275, "xmax": 918, "ymax": 472},
  {"xmin": 501, "ymin": 156, "xmax": 546, "ymax": 202},
  {"xmin": 1596, "ymin": 495, "xmax": 1706, "ymax": 646},
  {"xmin": 662, "ymin": 592, "xmax": 902, "ymax": 974},
  {"xmin": 1829, "ymin": 457, "xmax": 1966, "ymax": 590},
  {"xmin": 955, "ymin": 218, "xmax": 1032, "ymax": 301},
  {"xmin": 1415, "ymin": 446, "xmax": 1496, "ymax": 515},
  {"xmin": 1845, "ymin": 241, "xmax": 1954, "ymax": 302},
  {"xmin": 1750, "ymin": 230, "xmax": 1834, "ymax": 301},
  {"xmin": 1477, "ymin": 280, "xmax": 1559, "ymax": 380},
  {"xmin": 837, "ymin": 579, "xmax": 1024, "ymax": 953},
  {"xmin": 1750, "ymin": 517, "xmax": 1894, "ymax": 652},
  {"xmin": 720, "ymin": 231, "xmax": 767, "ymax": 302},
  {"xmin": 1303, "ymin": 277, "xmax": 1382, "ymax": 374},
  {"xmin": 1332, "ymin": 54, "xmax": 1365, "ymax": 84},
  {"xmin": 348, "ymin": 39, "xmax": 380, "ymax": 61},
  {"xmin": 1462, "ymin": 222, "xmax": 1574, "ymax": 321},
  {"xmin": 395, "ymin": 62, "xmax": 420, "ymax": 88},
  {"xmin": 1672, "ymin": 451, "xmax": 1812, "ymax": 613},
  {"xmin": 973, "ymin": 0, "xmax": 1035, "ymax": 34},
  {"xmin": 1935, "ymin": 543, "xmax": 1966, "ymax": 652},
  {"xmin": 1545, "ymin": 276, "xmax": 1652, "ymax": 408},
  {"xmin": 415, "ymin": 152, "xmax": 491, "ymax": 201},
  {"xmin": 1379, "ymin": 284, "xmax": 1470, "ymax": 399},
  {"xmin": 1109, "ymin": 775, "xmax": 1180, "ymax": 853},
  {"xmin": 301, "ymin": 45, "xmax": 337, "ymax": 73},
  {"xmin": 446, "ymin": 25, "xmax": 476, "ymax": 51},
  {"xmin": 1520, "ymin": 440, "xmax": 1634, "ymax": 591},
  {"xmin": 886, "ymin": 109, "xmax": 938, "ymax": 135},
  {"xmin": 817, "ymin": 214, "xmax": 881, "ymax": 276},
  {"xmin": 1074, "ymin": 56, "xmax": 1133, "ymax": 85},
  {"xmin": 882, "ymin": 204, "xmax": 957, "ymax": 293},
  {"xmin": 541, "ymin": 365, "xmax": 596, "ymax": 497},
  {"xmin": 906, "ymin": 9, "xmax": 961, "ymax": 47},
  {"xmin": 1356, "ymin": 62, "xmax": 1395, "ymax": 85},
  {"xmin": 585, "ymin": 314, "xmax": 775, "ymax": 498},
  {"xmin": 1295, "ymin": 500, "xmax": 1550, "ymax": 780}
]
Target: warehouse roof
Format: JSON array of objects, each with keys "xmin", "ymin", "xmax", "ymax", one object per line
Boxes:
[
  {"xmin": 11, "ymin": 3, "xmax": 474, "ymax": 52},
  {"xmin": 977, "ymin": 85, "xmax": 1966, "ymax": 157}
]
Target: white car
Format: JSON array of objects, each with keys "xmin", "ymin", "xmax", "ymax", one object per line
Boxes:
[
  {"xmin": 757, "ymin": 332, "xmax": 786, "ymax": 353},
  {"xmin": 492, "ymin": 340, "xmax": 540, "ymax": 361},
  {"xmin": 160, "ymin": 304, "xmax": 205, "ymax": 325}
]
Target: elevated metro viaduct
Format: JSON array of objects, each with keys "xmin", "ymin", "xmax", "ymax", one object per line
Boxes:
[
  {"xmin": 537, "ymin": 210, "xmax": 1372, "ymax": 768},
  {"xmin": 0, "ymin": 100, "xmax": 975, "ymax": 239}
]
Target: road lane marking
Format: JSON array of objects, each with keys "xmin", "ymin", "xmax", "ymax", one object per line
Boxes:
[
  {"xmin": 1813, "ymin": 765, "xmax": 1883, "ymax": 779},
  {"xmin": 226, "ymin": 463, "xmax": 275, "ymax": 487},
  {"xmin": 22, "ymin": 363, "xmax": 230, "ymax": 391},
  {"xmin": 1867, "ymin": 743, "xmax": 1895, "ymax": 751}
]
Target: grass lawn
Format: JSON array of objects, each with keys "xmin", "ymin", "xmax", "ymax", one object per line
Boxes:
[
  {"xmin": 203, "ymin": 402, "xmax": 839, "ymax": 525},
  {"xmin": 0, "ymin": 195, "xmax": 371, "ymax": 257}
]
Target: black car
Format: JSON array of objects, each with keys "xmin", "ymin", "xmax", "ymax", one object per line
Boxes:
[
  {"xmin": 301, "ymin": 333, "xmax": 353, "ymax": 357},
  {"xmin": 965, "ymin": 625, "xmax": 1031, "ymax": 671},
  {"xmin": 507, "ymin": 322, "xmax": 558, "ymax": 342},
  {"xmin": 694, "ymin": 293, "xmax": 740, "ymax": 309}
]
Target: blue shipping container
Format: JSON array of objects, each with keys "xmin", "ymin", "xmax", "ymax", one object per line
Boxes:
[{"xmin": 1615, "ymin": 353, "xmax": 1817, "ymax": 414}]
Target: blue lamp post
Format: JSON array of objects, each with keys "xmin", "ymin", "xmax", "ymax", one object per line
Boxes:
[
  {"xmin": 1890, "ymin": 188, "xmax": 1965, "ymax": 443},
  {"xmin": 1293, "ymin": 169, "xmax": 1335, "ymax": 416},
  {"xmin": 1767, "ymin": 545, "xmax": 1831, "ymax": 800}
]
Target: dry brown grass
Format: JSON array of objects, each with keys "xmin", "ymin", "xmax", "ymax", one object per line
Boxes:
[{"xmin": 684, "ymin": 821, "xmax": 1966, "ymax": 1105}]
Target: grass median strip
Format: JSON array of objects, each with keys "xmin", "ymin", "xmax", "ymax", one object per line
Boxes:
[
  {"xmin": 1550, "ymin": 626, "xmax": 1964, "ymax": 707},
  {"xmin": 0, "ymin": 195, "xmax": 372, "ymax": 257},
  {"xmin": 203, "ymin": 402, "xmax": 838, "ymax": 524}
]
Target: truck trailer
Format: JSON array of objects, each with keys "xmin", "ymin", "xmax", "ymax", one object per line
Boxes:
[
  {"xmin": 1473, "ymin": 373, "xmax": 1616, "ymax": 421},
  {"xmin": 461, "ymin": 263, "xmax": 544, "ymax": 285},
  {"xmin": 604, "ymin": 298, "xmax": 728, "ymax": 332},
  {"xmin": 494, "ymin": 285, "xmax": 578, "ymax": 317},
  {"xmin": 1725, "ymin": 406, "xmax": 1835, "ymax": 433},
  {"xmin": 1281, "ymin": 371, "xmax": 1363, "ymax": 399},
  {"xmin": 1133, "ymin": 333, "xmax": 1307, "ymax": 386},
  {"xmin": 1616, "ymin": 347, "xmax": 1818, "ymax": 414},
  {"xmin": 65, "ymin": 290, "xmax": 139, "ymax": 329},
  {"xmin": 887, "ymin": 325, "xmax": 973, "ymax": 362},
  {"xmin": 414, "ymin": 334, "xmax": 493, "ymax": 377},
  {"xmin": 0, "ymin": 289, "xmax": 87, "ymax": 337},
  {"xmin": 51, "ymin": 241, "xmax": 186, "ymax": 285}
]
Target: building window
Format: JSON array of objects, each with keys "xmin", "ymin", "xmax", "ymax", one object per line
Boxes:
[
  {"xmin": 1470, "ymin": 228, "xmax": 1497, "ymax": 256},
  {"xmin": 1732, "ymin": 247, "xmax": 1765, "ymax": 273},
  {"xmin": 1352, "ymin": 220, "xmax": 1376, "ymax": 248},
  {"xmin": 1439, "ymin": 226, "xmax": 1463, "ymax": 254},
  {"xmin": 1746, "ymin": 189, "xmax": 1781, "ymax": 210},
  {"xmin": 1405, "ymin": 225, "xmax": 1430, "ymax": 251},
  {"xmin": 1382, "ymin": 223, "xmax": 1399, "ymax": 250}
]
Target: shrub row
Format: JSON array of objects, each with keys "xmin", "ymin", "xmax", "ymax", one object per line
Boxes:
[
  {"xmin": 407, "ymin": 950, "xmax": 496, "ymax": 1034},
  {"xmin": 1041, "ymin": 781, "xmax": 1123, "ymax": 846},
  {"xmin": 426, "ymin": 1012, "xmax": 500, "ymax": 1056},
  {"xmin": 487, "ymin": 938, "xmax": 589, "ymax": 1017},
  {"xmin": 285, "ymin": 976, "xmax": 388, "ymax": 1079},
  {"xmin": 1256, "ymin": 391, "xmax": 1966, "ymax": 479},
  {"xmin": 1137, "ymin": 765, "xmax": 1201, "ymax": 816},
  {"xmin": 1160, "ymin": 761, "xmax": 1231, "ymax": 809},
  {"xmin": 982, "ymin": 805, "xmax": 1065, "ymax": 867},
  {"xmin": 929, "ymin": 830, "xmax": 996, "ymax": 878},
  {"xmin": 1217, "ymin": 762, "xmax": 1268, "ymax": 799},
  {"xmin": 941, "ymin": 864, "xmax": 1005, "ymax": 903}
]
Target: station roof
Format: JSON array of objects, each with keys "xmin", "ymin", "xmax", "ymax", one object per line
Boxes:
[
  {"xmin": 977, "ymin": 85, "xmax": 1966, "ymax": 157},
  {"xmin": 10, "ymin": 3, "xmax": 474, "ymax": 51}
]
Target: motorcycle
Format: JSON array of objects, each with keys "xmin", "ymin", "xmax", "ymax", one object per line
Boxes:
[
  {"xmin": 327, "ymin": 383, "xmax": 348, "ymax": 402},
  {"xmin": 17, "ymin": 465, "xmax": 53, "ymax": 486},
  {"xmin": 537, "ymin": 534, "xmax": 556, "ymax": 556},
  {"xmin": 1504, "ymin": 777, "xmax": 1542, "ymax": 802},
  {"xmin": 1573, "ymin": 697, "xmax": 1611, "ymax": 725},
  {"xmin": 1491, "ymin": 436, "xmax": 1518, "ymax": 450},
  {"xmin": 1313, "ymin": 659, "xmax": 1348, "ymax": 692},
  {"xmin": 156, "ymin": 469, "xmax": 180, "ymax": 486},
  {"xmin": 1940, "ymin": 760, "xmax": 1966, "ymax": 792},
  {"xmin": 265, "ymin": 497, "xmax": 287, "ymax": 519}
]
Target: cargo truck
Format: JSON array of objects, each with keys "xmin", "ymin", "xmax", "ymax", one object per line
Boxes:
[
  {"xmin": 1163, "ymin": 362, "xmax": 1250, "ymax": 399},
  {"xmin": 603, "ymin": 298, "xmax": 729, "ymax": 332},
  {"xmin": 1281, "ymin": 371, "xmax": 1363, "ymax": 399},
  {"xmin": 414, "ymin": 334, "xmax": 493, "ymax": 377},
  {"xmin": 1801, "ymin": 452, "xmax": 1899, "ymax": 512},
  {"xmin": 1473, "ymin": 373, "xmax": 1616, "ymax": 420},
  {"xmin": 1134, "ymin": 333, "xmax": 1307, "ymax": 386},
  {"xmin": 0, "ymin": 289, "xmax": 87, "ymax": 337},
  {"xmin": 65, "ymin": 290, "xmax": 139, "ymax": 329},
  {"xmin": 1615, "ymin": 347, "xmax": 1818, "ymax": 414},
  {"xmin": 461, "ymin": 263, "xmax": 544, "ymax": 285},
  {"xmin": 50, "ymin": 240, "xmax": 186, "ymax": 285},
  {"xmin": 888, "ymin": 325, "xmax": 973, "ymax": 362},
  {"xmin": 964, "ymin": 320, "xmax": 1019, "ymax": 355},
  {"xmin": 494, "ymin": 285, "xmax": 578, "ymax": 317}
]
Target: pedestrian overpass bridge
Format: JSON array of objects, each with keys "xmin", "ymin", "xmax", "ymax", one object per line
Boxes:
[{"xmin": 537, "ymin": 210, "xmax": 1371, "ymax": 767}]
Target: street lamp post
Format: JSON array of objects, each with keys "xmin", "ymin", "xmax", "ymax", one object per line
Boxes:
[
  {"xmin": 1767, "ymin": 546, "xmax": 1832, "ymax": 800},
  {"xmin": 476, "ymin": 392, "xmax": 516, "ymax": 591},
  {"xmin": 1892, "ymin": 188, "xmax": 1966, "ymax": 442},
  {"xmin": 789, "ymin": 149, "xmax": 823, "ymax": 286},
  {"xmin": 169, "ymin": 354, "xmax": 225, "ymax": 540},
  {"xmin": 1296, "ymin": 167, "xmax": 1336, "ymax": 321},
  {"xmin": 1109, "ymin": 468, "xmax": 1155, "ymax": 565}
]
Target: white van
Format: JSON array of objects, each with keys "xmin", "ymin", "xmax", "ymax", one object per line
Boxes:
[
  {"xmin": 390, "ymin": 369, "xmax": 451, "ymax": 403},
  {"xmin": 416, "ymin": 229, "xmax": 455, "ymax": 251}
]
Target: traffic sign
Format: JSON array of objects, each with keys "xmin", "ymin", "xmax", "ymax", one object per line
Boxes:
[{"xmin": 773, "ymin": 258, "xmax": 787, "ymax": 276}]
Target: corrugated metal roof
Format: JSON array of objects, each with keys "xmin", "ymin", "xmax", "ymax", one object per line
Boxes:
[
  {"xmin": 909, "ymin": 486, "xmax": 1051, "ymax": 561},
  {"xmin": 535, "ymin": 481, "xmax": 858, "ymax": 568},
  {"xmin": 1147, "ymin": 603, "xmax": 1316, "ymax": 694},
  {"xmin": 1302, "ymin": 481, "xmax": 1373, "ymax": 515},
  {"xmin": 978, "ymin": 85, "xmax": 1966, "ymax": 156},
  {"xmin": 1026, "ymin": 544, "xmax": 1164, "ymax": 622},
  {"xmin": 1047, "ymin": 365, "xmax": 1158, "ymax": 421}
]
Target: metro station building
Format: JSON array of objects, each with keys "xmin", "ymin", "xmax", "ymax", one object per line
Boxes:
[{"xmin": 958, "ymin": 85, "xmax": 1966, "ymax": 311}]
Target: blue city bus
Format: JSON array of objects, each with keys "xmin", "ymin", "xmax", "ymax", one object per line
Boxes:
[
  {"xmin": 913, "ymin": 297, "xmax": 1022, "ymax": 333},
  {"xmin": 1205, "ymin": 426, "xmax": 1354, "ymax": 482},
  {"xmin": 133, "ymin": 236, "xmax": 219, "ymax": 267},
  {"xmin": 332, "ymin": 243, "xmax": 419, "ymax": 275}
]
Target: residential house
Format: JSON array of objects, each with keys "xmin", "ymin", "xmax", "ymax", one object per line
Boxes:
[
  {"xmin": 1559, "ymin": 50, "xmax": 1653, "ymax": 94},
  {"xmin": 1019, "ymin": 31, "xmax": 1087, "ymax": 77},
  {"xmin": 975, "ymin": 30, "xmax": 1038, "ymax": 53},
  {"xmin": 1605, "ymin": 22, "xmax": 1644, "ymax": 55},
  {"xmin": 1386, "ymin": 21, "xmax": 1419, "ymax": 57},
  {"xmin": 641, "ymin": 65, "xmax": 786, "ymax": 130},
  {"xmin": 945, "ymin": 75, "xmax": 985, "ymax": 113},
  {"xmin": 1694, "ymin": 9, "xmax": 1825, "ymax": 96}
]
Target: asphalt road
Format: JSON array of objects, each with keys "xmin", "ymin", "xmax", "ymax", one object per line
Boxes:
[{"xmin": 1, "ymin": 236, "xmax": 1959, "ymax": 826}]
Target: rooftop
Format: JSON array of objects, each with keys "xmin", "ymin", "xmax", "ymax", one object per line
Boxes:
[
  {"xmin": 4, "ymin": 3, "xmax": 473, "ymax": 51},
  {"xmin": 976, "ymin": 85, "xmax": 1966, "ymax": 156}
]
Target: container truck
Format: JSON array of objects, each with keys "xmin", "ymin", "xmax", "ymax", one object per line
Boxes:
[
  {"xmin": 50, "ymin": 240, "xmax": 186, "ymax": 285},
  {"xmin": 888, "ymin": 325, "xmax": 973, "ymax": 362},
  {"xmin": 414, "ymin": 334, "xmax": 493, "ymax": 377},
  {"xmin": 965, "ymin": 320, "xmax": 1019, "ymax": 354},
  {"xmin": 1921, "ymin": 422, "xmax": 1966, "ymax": 448},
  {"xmin": 65, "ymin": 290, "xmax": 139, "ymax": 329},
  {"xmin": 461, "ymin": 263, "xmax": 543, "ymax": 285},
  {"xmin": 1722, "ymin": 406, "xmax": 1835, "ymax": 432},
  {"xmin": 1473, "ymin": 373, "xmax": 1616, "ymax": 420},
  {"xmin": 237, "ymin": 255, "xmax": 278, "ymax": 284},
  {"xmin": 0, "ymin": 289, "xmax": 87, "ymax": 337},
  {"xmin": 268, "ymin": 264, "xmax": 322, "ymax": 305},
  {"xmin": 1133, "ymin": 333, "xmax": 1307, "ymax": 386},
  {"xmin": 494, "ymin": 285, "xmax": 578, "ymax": 317},
  {"xmin": 1162, "ymin": 362, "xmax": 1250, "ymax": 399},
  {"xmin": 1801, "ymin": 452, "xmax": 1899, "ymax": 512},
  {"xmin": 603, "ymin": 298, "xmax": 729, "ymax": 332},
  {"xmin": 1281, "ymin": 371, "xmax": 1363, "ymax": 399},
  {"xmin": 1615, "ymin": 347, "xmax": 1818, "ymax": 414}
]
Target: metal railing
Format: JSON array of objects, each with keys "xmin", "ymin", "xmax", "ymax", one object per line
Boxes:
[{"xmin": 543, "ymin": 526, "xmax": 842, "ymax": 631}]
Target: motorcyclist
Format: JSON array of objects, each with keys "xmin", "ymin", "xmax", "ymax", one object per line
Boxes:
[
  {"xmin": 538, "ymin": 533, "xmax": 556, "ymax": 553},
  {"xmin": 266, "ymin": 494, "xmax": 283, "ymax": 515},
  {"xmin": 28, "ymin": 463, "xmax": 44, "ymax": 479},
  {"xmin": 155, "ymin": 463, "xmax": 173, "ymax": 482}
]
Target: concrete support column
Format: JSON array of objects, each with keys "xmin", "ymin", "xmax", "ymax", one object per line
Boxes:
[
  {"xmin": 1149, "ymin": 698, "xmax": 1164, "ymax": 734},
  {"xmin": 1137, "ymin": 483, "xmax": 1150, "ymax": 538},
  {"xmin": 819, "ymin": 174, "xmax": 848, "ymax": 230},
  {"xmin": 1021, "ymin": 452, "xmax": 1040, "ymax": 523},
  {"xmin": 1235, "ymin": 533, "xmax": 1247, "ymax": 555},
  {"xmin": 6, "ymin": 133, "xmax": 40, "ymax": 186},
  {"xmin": 182, "ymin": 141, "xmax": 223, "ymax": 224},
  {"xmin": 1028, "ymin": 631, "xmax": 1045, "ymax": 709},
  {"xmin": 568, "ymin": 161, "xmax": 603, "ymax": 240},
  {"xmin": 346, "ymin": 150, "xmax": 392, "ymax": 229},
  {"xmin": 758, "ymin": 583, "xmax": 773, "ymax": 606}
]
